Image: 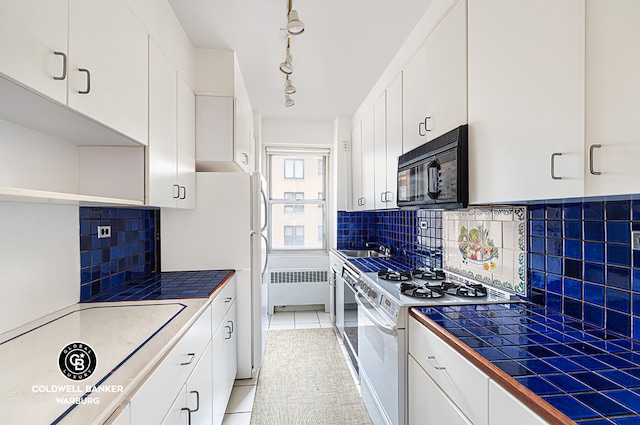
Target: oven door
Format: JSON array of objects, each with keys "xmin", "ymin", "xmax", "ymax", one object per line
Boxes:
[
  {"xmin": 341, "ymin": 274, "xmax": 359, "ymax": 377},
  {"xmin": 356, "ymin": 293, "xmax": 400, "ymax": 425}
]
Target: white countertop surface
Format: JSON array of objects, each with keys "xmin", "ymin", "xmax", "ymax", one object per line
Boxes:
[{"xmin": 0, "ymin": 297, "xmax": 211, "ymax": 425}]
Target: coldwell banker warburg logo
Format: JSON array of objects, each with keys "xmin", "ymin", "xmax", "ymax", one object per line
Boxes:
[{"xmin": 58, "ymin": 342, "xmax": 97, "ymax": 381}]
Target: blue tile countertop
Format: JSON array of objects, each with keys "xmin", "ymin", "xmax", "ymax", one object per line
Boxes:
[
  {"xmin": 82, "ymin": 270, "xmax": 235, "ymax": 302},
  {"xmin": 411, "ymin": 303, "xmax": 640, "ymax": 424}
]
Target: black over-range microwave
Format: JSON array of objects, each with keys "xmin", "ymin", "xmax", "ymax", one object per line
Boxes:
[{"xmin": 396, "ymin": 124, "xmax": 468, "ymax": 209}]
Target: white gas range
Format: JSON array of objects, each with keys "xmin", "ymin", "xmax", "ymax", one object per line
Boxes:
[{"xmin": 343, "ymin": 262, "xmax": 520, "ymax": 425}]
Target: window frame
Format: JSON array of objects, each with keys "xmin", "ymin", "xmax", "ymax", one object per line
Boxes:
[{"xmin": 267, "ymin": 149, "xmax": 329, "ymax": 254}]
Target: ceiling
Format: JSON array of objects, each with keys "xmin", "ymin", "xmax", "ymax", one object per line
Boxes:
[{"xmin": 168, "ymin": 0, "xmax": 435, "ymax": 121}]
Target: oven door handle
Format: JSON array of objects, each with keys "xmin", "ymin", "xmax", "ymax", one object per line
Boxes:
[{"xmin": 355, "ymin": 294, "xmax": 397, "ymax": 336}]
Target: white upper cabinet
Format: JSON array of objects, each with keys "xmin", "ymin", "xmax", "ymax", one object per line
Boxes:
[
  {"xmin": 468, "ymin": 0, "xmax": 585, "ymax": 204},
  {"xmin": 402, "ymin": 44, "xmax": 427, "ymax": 153},
  {"xmin": 351, "ymin": 122, "xmax": 363, "ymax": 211},
  {"xmin": 403, "ymin": 0, "xmax": 467, "ymax": 154},
  {"xmin": 177, "ymin": 75, "xmax": 196, "ymax": 209},
  {"xmin": 373, "ymin": 92, "xmax": 388, "ymax": 210},
  {"xmin": 68, "ymin": 0, "xmax": 148, "ymax": 145},
  {"xmin": 385, "ymin": 73, "xmax": 403, "ymax": 209},
  {"xmin": 423, "ymin": 0, "xmax": 467, "ymax": 142},
  {"xmin": 0, "ymin": 0, "xmax": 68, "ymax": 104},
  {"xmin": 584, "ymin": 0, "xmax": 640, "ymax": 197},
  {"xmin": 360, "ymin": 107, "xmax": 376, "ymax": 210},
  {"xmin": 148, "ymin": 40, "xmax": 195, "ymax": 209}
]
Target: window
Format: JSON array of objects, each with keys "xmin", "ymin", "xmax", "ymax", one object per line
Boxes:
[
  {"xmin": 284, "ymin": 159, "xmax": 304, "ymax": 179},
  {"xmin": 284, "ymin": 226, "xmax": 305, "ymax": 246},
  {"xmin": 284, "ymin": 192, "xmax": 305, "ymax": 214},
  {"xmin": 268, "ymin": 151, "xmax": 328, "ymax": 251}
]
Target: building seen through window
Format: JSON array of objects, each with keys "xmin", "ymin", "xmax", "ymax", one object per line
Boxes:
[{"xmin": 269, "ymin": 152, "xmax": 327, "ymax": 251}]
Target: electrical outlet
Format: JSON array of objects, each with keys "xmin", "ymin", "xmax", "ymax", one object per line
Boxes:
[
  {"xmin": 342, "ymin": 141, "xmax": 349, "ymax": 151},
  {"xmin": 419, "ymin": 220, "xmax": 429, "ymax": 230},
  {"xmin": 633, "ymin": 231, "xmax": 640, "ymax": 251},
  {"xmin": 97, "ymin": 225, "xmax": 111, "ymax": 239}
]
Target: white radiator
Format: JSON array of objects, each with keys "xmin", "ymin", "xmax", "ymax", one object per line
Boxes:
[{"xmin": 268, "ymin": 269, "xmax": 330, "ymax": 313}]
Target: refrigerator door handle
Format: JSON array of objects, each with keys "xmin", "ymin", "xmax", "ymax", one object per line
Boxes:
[
  {"xmin": 260, "ymin": 188, "xmax": 268, "ymax": 232},
  {"xmin": 260, "ymin": 233, "xmax": 269, "ymax": 277}
]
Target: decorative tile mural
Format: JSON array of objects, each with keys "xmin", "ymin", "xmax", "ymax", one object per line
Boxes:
[{"xmin": 442, "ymin": 207, "xmax": 527, "ymax": 296}]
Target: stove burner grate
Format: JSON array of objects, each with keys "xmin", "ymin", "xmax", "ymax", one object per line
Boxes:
[
  {"xmin": 411, "ymin": 269, "xmax": 446, "ymax": 281},
  {"xmin": 443, "ymin": 281, "xmax": 487, "ymax": 298},
  {"xmin": 400, "ymin": 282, "xmax": 444, "ymax": 298},
  {"xmin": 377, "ymin": 270, "xmax": 412, "ymax": 282}
]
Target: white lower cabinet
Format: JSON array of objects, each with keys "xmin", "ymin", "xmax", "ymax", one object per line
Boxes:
[
  {"xmin": 127, "ymin": 278, "xmax": 237, "ymax": 424},
  {"xmin": 408, "ymin": 317, "xmax": 488, "ymax": 425},
  {"xmin": 408, "ymin": 355, "xmax": 471, "ymax": 425},
  {"xmin": 488, "ymin": 380, "xmax": 548, "ymax": 425},
  {"xmin": 212, "ymin": 300, "xmax": 238, "ymax": 424}
]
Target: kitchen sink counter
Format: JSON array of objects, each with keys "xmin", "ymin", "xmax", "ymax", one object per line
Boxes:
[
  {"xmin": 411, "ymin": 303, "xmax": 640, "ymax": 424},
  {"xmin": 0, "ymin": 269, "xmax": 235, "ymax": 425}
]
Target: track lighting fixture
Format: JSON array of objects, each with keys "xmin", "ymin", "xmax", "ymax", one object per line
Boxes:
[
  {"xmin": 284, "ymin": 75, "xmax": 296, "ymax": 94},
  {"xmin": 287, "ymin": 10, "xmax": 305, "ymax": 35},
  {"xmin": 279, "ymin": 40, "xmax": 293, "ymax": 75},
  {"xmin": 285, "ymin": 94, "xmax": 295, "ymax": 107}
]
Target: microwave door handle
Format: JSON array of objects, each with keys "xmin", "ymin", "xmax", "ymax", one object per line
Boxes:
[{"xmin": 427, "ymin": 160, "xmax": 441, "ymax": 200}]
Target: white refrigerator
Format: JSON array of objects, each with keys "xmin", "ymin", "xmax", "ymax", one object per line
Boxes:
[{"xmin": 161, "ymin": 171, "xmax": 269, "ymax": 379}]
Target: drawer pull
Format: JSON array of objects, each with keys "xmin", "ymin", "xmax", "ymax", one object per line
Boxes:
[
  {"xmin": 225, "ymin": 325, "xmax": 232, "ymax": 340},
  {"xmin": 181, "ymin": 352, "xmax": 196, "ymax": 366},
  {"xmin": 228, "ymin": 320, "xmax": 234, "ymax": 333},
  {"xmin": 589, "ymin": 144, "xmax": 602, "ymax": 175},
  {"xmin": 225, "ymin": 297, "xmax": 233, "ymax": 303},
  {"xmin": 181, "ymin": 407, "xmax": 192, "ymax": 425},
  {"xmin": 550, "ymin": 152, "xmax": 562, "ymax": 180},
  {"xmin": 426, "ymin": 355, "xmax": 445, "ymax": 370},
  {"xmin": 189, "ymin": 390, "xmax": 200, "ymax": 412}
]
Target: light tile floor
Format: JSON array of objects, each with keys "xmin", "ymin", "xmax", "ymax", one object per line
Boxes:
[{"xmin": 221, "ymin": 310, "xmax": 332, "ymax": 425}]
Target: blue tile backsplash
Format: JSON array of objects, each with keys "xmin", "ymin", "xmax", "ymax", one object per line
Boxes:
[
  {"xmin": 79, "ymin": 207, "xmax": 158, "ymax": 301},
  {"xmin": 337, "ymin": 209, "xmax": 442, "ymax": 269},
  {"xmin": 528, "ymin": 200, "xmax": 640, "ymax": 340},
  {"xmin": 339, "ymin": 198, "xmax": 640, "ymax": 341}
]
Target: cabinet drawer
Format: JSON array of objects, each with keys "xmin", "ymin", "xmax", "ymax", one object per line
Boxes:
[
  {"xmin": 409, "ymin": 317, "xmax": 489, "ymax": 425},
  {"xmin": 211, "ymin": 277, "xmax": 236, "ymax": 334},
  {"xmin": 489, "ymin": 380, "xmax": 548, "ymax": 425},
  {"xmin": 130, "ymin": 306, "xmax": 212, "ymax": 425},
  {"xmin": 409, "ymin": 355, "xmax": 472, "ymax": 425}
]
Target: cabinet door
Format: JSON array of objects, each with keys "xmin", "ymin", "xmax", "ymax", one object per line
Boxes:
[
  {"xmin": 373, "ymin": 93, "xmax": 388, "ymax": 210},
  {"xmin": 408, "ymin": 355, "xmax": 472, "ymax": 425},
  {"xmin": 351, "ymin": 122, "xmax": 363, "ymax": 211},
  {"xmin": 402, "ymin": 44, "xmax": 427, "ymax": 153},
  {"xmin": 148, "ymin": 40, "xmax": 178, "ymax": 208},
  {"xmin": 360, "ymin": 107, "xmax": 376, "ymax": 210},
  {"xmin": 68, "ymin": 0, "xmax": 148, "ymax": 145},
  {"xmin": 424, "ymin": 0, "xmax": 467, "ymax": 142},
  {"xmin": 235, "ymin": 97, "xmax": 252, "ymax": 172},
  {"xmin": 212, "ymin": 301, "xmax": 237, "ymax": 425},
  {"xmin": 468, "ymin": 0, "xmax": 585, "ymax": 204},
  {"xmin": 177, "ymin": 75, "xmax": 196, "ymax": 209},
  {"xmin": 185, "ymin": 342, "xmax": 214, "ymax": 425},
  {"xmin": 585, "ymin": 0, "xmax": 640, "ymax": 196},
  {"xmin": 489, "ymin": 381, "xmax": 548, "ymax": 425},
  {"xmin": 0, "ymin": 0, "xmax": 68, "ymax": 104},
  {"xmin": 195, "ymin": 96, "xmax": 235, "ymax": 162},
  {"xmin": 385, "ymin": 73, "xmax": 403, "ymax": 209}
]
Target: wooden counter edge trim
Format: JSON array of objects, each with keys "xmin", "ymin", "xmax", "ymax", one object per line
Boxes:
[
  {"xmin": 207, "ymin": 269, "xmax": 236, "ymax": 298},
  {"xmin": 409, "ymin": 308, "xmax": 576, "ymax": 425}
]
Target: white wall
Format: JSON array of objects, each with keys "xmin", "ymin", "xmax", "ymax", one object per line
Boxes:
[
  {"xmin": 261, "ymin": 119, "xmax": 334, "ymax": 148},
  {"xmin": 0, "ymin": 202, "xmax": 79, "ymax": 334}
]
